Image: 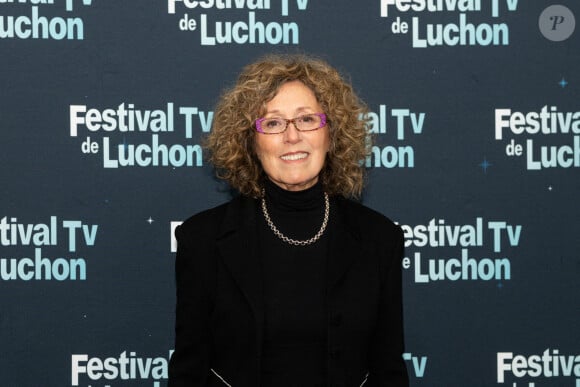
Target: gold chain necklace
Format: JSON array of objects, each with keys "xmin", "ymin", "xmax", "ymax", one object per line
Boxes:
[{"xmin": 260, "ymin": 190, "xmax": 330, "ymax": 246}]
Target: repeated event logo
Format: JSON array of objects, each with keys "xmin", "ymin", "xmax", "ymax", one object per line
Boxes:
[
  {"xmin": 69, "ymin": 102, "xmax": 210, "ymax": 168},
  {"xmin": 0, "ymin": 216, "xmax": 97, "ymax": 281},
  {"xmin": 497, "ymin": 348, "xmax": 580, "ymax": 386},
  {"xmin": 495, "ymin": 106, "xmax": 580, "ymax": 170},
  {"xmin": 0, "ymin": 0, "xmax": 93, "ymax": 40},
  {"xmin": 69, "ymin": 102, "xmax": 427, "ymax": 169},
  {"xmin": 379, "ymin": 0, "xmax": 519, "ymax": 47},
  {"xmin": 364, "ymin": 105, "xmax": 426, "ymax": 169},
  {"xmin": 166, "ymin": 0, "xmax": 310, "ymax": 45},
  {"xmin": 71, "ymin": 350, "xmax": 172, "ymax": 386},
  {"xmin": 172, "ymin": 216, "xmax": 522, "ymax": 284},
  {"xmin": 400, "ymin": 217, "xmax": 522, "ymax": 284},
  {"xmin": 69, "ymin": 350, "xmax": 430, "ymax": 385}
]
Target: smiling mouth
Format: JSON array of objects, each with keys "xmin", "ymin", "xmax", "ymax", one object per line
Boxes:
[{"xmin": 280, "ymin": 152, "xmax": 308, "ymax": 161}]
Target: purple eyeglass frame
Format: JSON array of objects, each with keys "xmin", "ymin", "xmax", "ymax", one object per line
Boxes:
[{"xmin": 255, "ymin": 113, "xmax": 326, "ymax": 134}]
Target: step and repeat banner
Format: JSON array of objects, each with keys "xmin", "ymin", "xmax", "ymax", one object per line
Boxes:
[{"xmin": 1, "ymin": 1, "xmax": 578, "ymax": 386}]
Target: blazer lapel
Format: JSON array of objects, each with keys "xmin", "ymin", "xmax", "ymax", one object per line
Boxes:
[
  {"xmin": 216, "ymin": 196, "xmax": 265, "ymax": 326},
  {"xmin": 327, "ymin": 198, "xmax": 361, "ymax": 290}
]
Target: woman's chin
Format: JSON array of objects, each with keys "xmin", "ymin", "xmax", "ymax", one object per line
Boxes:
[{"xmin": 269, "ymin": 176, "xmax": 318, "ymax": 191}]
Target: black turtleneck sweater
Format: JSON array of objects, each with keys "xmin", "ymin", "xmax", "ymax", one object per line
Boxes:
[{"xmin": 258, "ymin": 179, "xmax": 330, "ymax": 386}]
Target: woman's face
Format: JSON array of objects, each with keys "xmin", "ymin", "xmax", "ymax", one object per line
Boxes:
[{"xmin": 255, "ymin": 80, "xmax": 330, "ymax": 191}]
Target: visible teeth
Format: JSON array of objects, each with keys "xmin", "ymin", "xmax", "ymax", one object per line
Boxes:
[{"xmin": 281, "ymin": 153, "xmax": 308, "ymax": 161}]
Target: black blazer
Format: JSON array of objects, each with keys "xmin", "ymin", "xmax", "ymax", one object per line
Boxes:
[{"xmin": 168, "ymin": 194, "xmax": 409, "ymax": 387}]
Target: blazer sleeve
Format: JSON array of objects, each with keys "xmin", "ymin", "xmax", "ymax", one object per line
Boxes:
[
  {"xmin": 367, "ymin": 225, "xmax": 409, "ymax": 386},
  {"xmin": 168, "ymin": 224, "xmax": 213, "ymax": 386}
]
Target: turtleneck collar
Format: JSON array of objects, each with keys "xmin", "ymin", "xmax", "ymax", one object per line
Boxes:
[{"xmin": 263, "ymin": 178, "xmax": 325, "ymax": 212}]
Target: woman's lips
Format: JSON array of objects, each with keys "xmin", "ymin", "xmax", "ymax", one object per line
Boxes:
[{"xmin": 280, "ymin": 152, "xmax": 308, "ymax": 161}]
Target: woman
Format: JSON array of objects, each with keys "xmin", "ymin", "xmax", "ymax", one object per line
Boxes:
[{"xmin": 169, "ymin": 54, "xmax": 409, "ymax": 386}]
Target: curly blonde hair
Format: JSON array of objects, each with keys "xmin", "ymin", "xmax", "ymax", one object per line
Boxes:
[{"xmin": 205, "ymin": 53, "xmax": 371, "ymax": 198}]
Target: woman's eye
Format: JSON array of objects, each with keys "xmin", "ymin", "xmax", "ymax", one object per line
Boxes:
[{"xmin": 265, "ymin": 119, "xmax": 282, "ymax": 128}]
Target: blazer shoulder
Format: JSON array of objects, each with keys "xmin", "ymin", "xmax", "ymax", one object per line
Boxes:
[
  {"xmin": 336, "ymin": 197, "xmax": 401, "ymax": 238},
  {"xmin": 176, "ymin": 195, "xmax": 254, "ymax": 241},
  {"xmin": 179, "ymin": 201, "xmax": 229, "ymax": 235}
]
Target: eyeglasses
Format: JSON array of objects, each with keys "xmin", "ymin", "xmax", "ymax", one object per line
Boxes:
[{"xmin": 255, "ymin": 113, "xmax": 326, "ymax": 134}]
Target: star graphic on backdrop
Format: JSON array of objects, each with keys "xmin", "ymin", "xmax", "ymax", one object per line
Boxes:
[
  {"xmin": 479, "ymin": 158, "xmax": 492, "ymax": 173},
  {"xmin": 559, "ymin": 78, "xmax": 568, "ymax": 88},
  {"xmin": 147, "ymin": 217, "xmax": 154, "ymax": 224}
]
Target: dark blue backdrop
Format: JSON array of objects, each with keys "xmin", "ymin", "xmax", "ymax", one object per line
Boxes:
[{"xmin": 1, "ymin": 1, "xmax": 579, "ymax": 386}]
